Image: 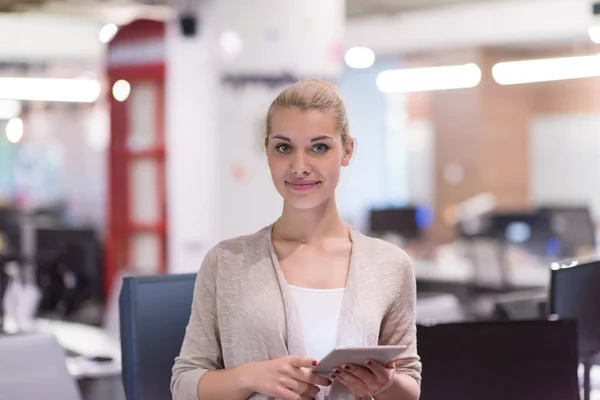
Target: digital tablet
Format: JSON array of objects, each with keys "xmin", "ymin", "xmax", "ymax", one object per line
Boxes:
[{"xmin": 314, "ymin": 345, "xmax": 407, "ymax": 377}]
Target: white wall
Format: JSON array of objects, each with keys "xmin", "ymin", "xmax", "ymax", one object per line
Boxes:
[
  {"xmin": 337, "ymin": 58, "xmax": 400, "ymax": 229},
  {"xmin": 529, "ymin": 113, "xmax": 600, "ymax": 220}
]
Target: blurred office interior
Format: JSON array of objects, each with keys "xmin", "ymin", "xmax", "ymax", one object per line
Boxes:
[{"xmin": 2, "ymin": 0, "xmax": 600, "ymax": 399}]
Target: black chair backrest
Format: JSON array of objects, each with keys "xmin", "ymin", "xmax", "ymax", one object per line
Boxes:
[
  {"xmin": 119, "ymin": 273, "xmax": 196, "ymax": 400},
  {"xmin": 417, "ymin": 319, "xmax": 579, "ymax": 400}
]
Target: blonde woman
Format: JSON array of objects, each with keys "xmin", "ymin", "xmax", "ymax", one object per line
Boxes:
[{"xmin": 171, "ymin": 79, "xmax": 421, "ymax": 400}]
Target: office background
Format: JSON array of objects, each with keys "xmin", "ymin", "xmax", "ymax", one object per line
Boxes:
[{"xmin": 1, "ymin": 0, "xmax": 600, "ymax": 399}]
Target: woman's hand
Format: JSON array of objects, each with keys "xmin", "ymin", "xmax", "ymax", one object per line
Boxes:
[
  {"xmin": 330, "ymin": 359, "xmax": 395, "ymax": 398},
  {"xmin": 244, "ymin": 355, "xmax": 332, "ymax": 400}
]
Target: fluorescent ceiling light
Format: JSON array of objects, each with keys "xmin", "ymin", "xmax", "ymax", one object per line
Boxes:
[
  {"xmin": 0, "ymin": 77, "xmax": 101, "ymax": 103},
  {"xmin": 589, "ymin": 26, "xmax": 600, "ymax": 44},
  {"xmin": 345, "ymin": 47, "xmax": 375, "ymax": 69},
  {"xmin": 376, "ymin": 63, "xmax": 481, "ymax": 93},
  {"xmin": 492, "ymin": 54, "xmax": 600, "ymax": 85}
]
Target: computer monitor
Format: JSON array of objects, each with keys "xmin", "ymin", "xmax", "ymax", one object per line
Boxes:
[
  {"xmin": 35, "ymin": 227, "xmax": 103, "ymax": 318},
  {"xmin": 459, "ymin": 210, "xmax": 557, "ymax": 258},
  {"xmin": 549, "ymin": 258, "xmax": 600, "ymax": 360},
  {"xmin": 369, "ymin": 206, "xmax": 431, "ymax": 240},
  {"xmin": 540, "ymin": 206, "xmax": 596, "ymax": 258},
  {"xmin": 417, "ymin": 320, "xmax": 580, "ymax": 400}
]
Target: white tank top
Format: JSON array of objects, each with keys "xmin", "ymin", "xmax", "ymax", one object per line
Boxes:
[{"xmin": 288, "ymin": 285, "xmax": 345, "ymax": 362}]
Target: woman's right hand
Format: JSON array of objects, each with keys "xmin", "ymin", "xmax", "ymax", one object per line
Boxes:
[{"xmin": 243, "ymin": 355, "xmax": 332, "ymax": 400}]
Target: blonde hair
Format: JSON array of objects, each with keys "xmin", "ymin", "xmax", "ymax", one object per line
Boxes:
[{"xmin": 264, "ymin": 78, "xmax": 350, "ymax": 148}]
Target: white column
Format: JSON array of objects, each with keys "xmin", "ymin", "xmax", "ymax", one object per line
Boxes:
[
  {"xmin": 217, "ymin": 0, "xmax": 346, "ymax": 239},
  {"xmin": 165, "ymin": 0, "xmax": 219, "ymax": 274}
]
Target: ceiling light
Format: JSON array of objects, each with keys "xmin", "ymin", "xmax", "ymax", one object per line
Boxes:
[
  {"xmin": 220, "ymin": 30, "xmax": 242, "ymax": 60},
  {"xmin": 492, "ymin": 54, "xmax": 600, "ymax": 85},
  {"xmin": 0, "ymin": 77, "xmax": 101, "ymax": 103},
  {"xmin": 99, "ymin": 23, "xmax": 119, "ymax": 44},
  {"xmin": 376, "ymin": 63, "xmax": 481, "ymax": 93},
  {"xmin": 6, "ymin": 118, "xmax": 23, "ymax": 144},
  {"xmin": 589, "ymin": 26, "xmax": 600, "ymax": 43},
  {"xmin": 112, "ymin": 79, "xmax": 131, "ymax": 102},
  {"xmin": 344, "ymin": 47, "xmax": 376, "ymax": 69}
]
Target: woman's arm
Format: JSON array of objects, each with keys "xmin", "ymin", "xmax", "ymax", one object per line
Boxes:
[
  {"xmin": 194, "ymin": 365, "xmax": 255, "ymax": 400},
  {"xmin": 375, "ymin": 251, "xmax": 422, "ymax": 400},
  {"xmin": 170, "ymin": 248, "xmax": 252, "ymax": 400}
]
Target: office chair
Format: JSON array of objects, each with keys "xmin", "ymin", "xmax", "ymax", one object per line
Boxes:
[
  {"xmin": 417, "ymin": 319, "xmax": 580, "ymax": 400},
  {"xmin": 550, "ymin": 258, "xmax": 600, "ymax": 400},
  {"xmin": 0, "ymin": 332, "xmax": 82, "ymax": 400},
  {"xmin": 119, "ymin": 273, "xmax": 196, "ymax": 400}
]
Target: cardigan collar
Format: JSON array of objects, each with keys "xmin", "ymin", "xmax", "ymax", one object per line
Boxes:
[{"xmin": 266, "ymin": 223, "xmax": 367, "ymax": 356}]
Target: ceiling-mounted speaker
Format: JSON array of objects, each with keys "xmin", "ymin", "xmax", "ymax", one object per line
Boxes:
[{"xmin": 179, "ymin": 12, "xmax": 198, "ymax": 37}]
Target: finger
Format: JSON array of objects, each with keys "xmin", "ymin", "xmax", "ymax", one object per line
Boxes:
[
  {"xmin": 332, "ymin": 369, "xmax": 369, "ymax": 396},
  {"xmin": 273, "ymin": 385, "xmax": 303, "ymax": 400},
  {"xmin": 280, "ymin": 377, "xmax": 311, "ymax": 395},
  {"xmin": 281, "ymin": 378, "xmax": 321, "ymax": 398},
  {"xmin": 364, "ymin": 359, "xmax": 393, "ymax": 381},
  {"xmin": 334, "ymin": 367, "xmax": 379, "ymax": 396},
  {"xmin": 340, "ymin": 364, "xmax": 375, "ymax": 385},
  {"xmin": 385, "ymin": 358, "xmax": 401, "ymax": 369},
  {"xmin": 289, "ymin": 356, "xmax": 319, "ymax": 369},
  {"xmin": 297, "ymin": 368, "xmax": 332, "ymax": 387}
]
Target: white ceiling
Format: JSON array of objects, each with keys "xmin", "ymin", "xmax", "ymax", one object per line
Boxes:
[{"xmin": 0, "ymin": 0, "xmax": 501, "ymax": 18}]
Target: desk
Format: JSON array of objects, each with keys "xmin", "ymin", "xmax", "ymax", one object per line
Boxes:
[
  {"xmin": 414, "ymin": 259, "xmax": 550, "ymax": 289},
  {"xmin": 4, "ymin": 317, "xmax": 121, "ymax": 379}
]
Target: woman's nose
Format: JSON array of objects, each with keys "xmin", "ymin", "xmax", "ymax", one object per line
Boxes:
[{"xmin": 290, "ymin": 154, "xmax": 310, "ymax": 176}]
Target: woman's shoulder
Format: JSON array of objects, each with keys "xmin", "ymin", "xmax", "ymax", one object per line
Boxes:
[
  {"xmin": 350, "ymin": 225, "xmax": 414, "ymax": 272},
  {"xmin": 201, "ymin": 225, "xmax": 272, "ymax": 271}
]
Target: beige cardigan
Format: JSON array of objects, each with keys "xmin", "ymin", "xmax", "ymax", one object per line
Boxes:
[{"xmin": 171, "ymin": 224, "xmax": 421, "ymax": 400}]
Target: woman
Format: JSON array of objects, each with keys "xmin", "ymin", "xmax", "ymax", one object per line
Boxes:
[{"xmin": 171, "ymin": 79, "xmax": 421, "ymax": 400}]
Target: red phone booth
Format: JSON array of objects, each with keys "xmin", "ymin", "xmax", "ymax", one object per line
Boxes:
[{"xmin": 105, "ymin": 20, "xmax": 167, "ymax": 297}]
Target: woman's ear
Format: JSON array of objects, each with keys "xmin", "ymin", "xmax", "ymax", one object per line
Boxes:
[{"xmin": 341, "ymin": 137, "xmax": 355, "ymax": 167}]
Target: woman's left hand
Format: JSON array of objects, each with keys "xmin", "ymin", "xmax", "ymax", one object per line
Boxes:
[{"xmin": 330, "ymin": 359, "xmax": 395, "ymax": 398}]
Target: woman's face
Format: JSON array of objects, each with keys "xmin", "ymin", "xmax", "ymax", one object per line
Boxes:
[{"xmin": 266, "ymin": 107, "xmax": 353, "ymax": 210}]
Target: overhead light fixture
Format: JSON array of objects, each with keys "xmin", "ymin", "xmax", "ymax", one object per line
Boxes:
[
  {"xmin": 99, "ymin": 23, "xmax": 119, "ymax": 44},
  {"xmin": 112, "ymin": 79, "xmax": 131, "ymax": 102},
  {"xmin": 344, "ymin": 47, "xmax": 376, "ymax": 69},
  {"xmin": 376, "ymin": 63, "xmax": 481, "ymax": 93},
  {"xmin": 0, "ymin": 77, "xmax": 101, "ymax": 103},
  {"xmin": 5, "ymin": 117, "xmax": 23, "ymax": 144},
  {"xmin": 0, "ymin": 99, "xmax": 21, "ymax": 119},
  {"xmin": 492, "ymin": 54, "xmax": 600, "ymax": 85},
  {"xmin": 220, "ymin": 30, "xmax": 243, "ymax": 60},
  {"xmin": 589, "ymin": 26, "xmax": 600, "ymax": 43}
]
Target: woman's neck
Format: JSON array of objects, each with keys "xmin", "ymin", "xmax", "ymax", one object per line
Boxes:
[{"xmin": 273, "ymin": 197, "xmax": 348, "ymax": 244}]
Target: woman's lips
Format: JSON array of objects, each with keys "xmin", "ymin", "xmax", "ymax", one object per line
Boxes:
[{"xmin": 286, "ymin": 181, "xmax": 321, "ymax": 191}]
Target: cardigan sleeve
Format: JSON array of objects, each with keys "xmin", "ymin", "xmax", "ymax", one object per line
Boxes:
[
  {"xmin": 378, "ymin": 252, "xmax": 422, "ymax": 384},
  {"xmin": 171, "ymin": 247, "xmax": 223, "ymax": 400}
]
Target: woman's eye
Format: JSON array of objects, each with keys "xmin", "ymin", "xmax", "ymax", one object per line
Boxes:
[
  {"xmin": 313, "ymin": 143, "xmax": 329, "ymax": 153},
  {"xmin": 275, "ymin": 144, "xmax": 291, "ymax": 153}
]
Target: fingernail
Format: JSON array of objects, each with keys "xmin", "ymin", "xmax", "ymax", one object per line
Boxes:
[
  {"xmin": 343, "ymin": 365, "xmax": 351, "ymax": 370},
  {"xmin": 366, "ymin": 360, "xmax": 372, "ymax": 366},
  {"xmin": 334, "ymin": 368, "xmax": 341, "ymax": 374},
  {"xmin": 312, "ymin": 361, "xmax": 318, "ymax": 366},
  {"xmin": 330, "ymin": 374, "xmax": 336, "ymax": 379}
]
